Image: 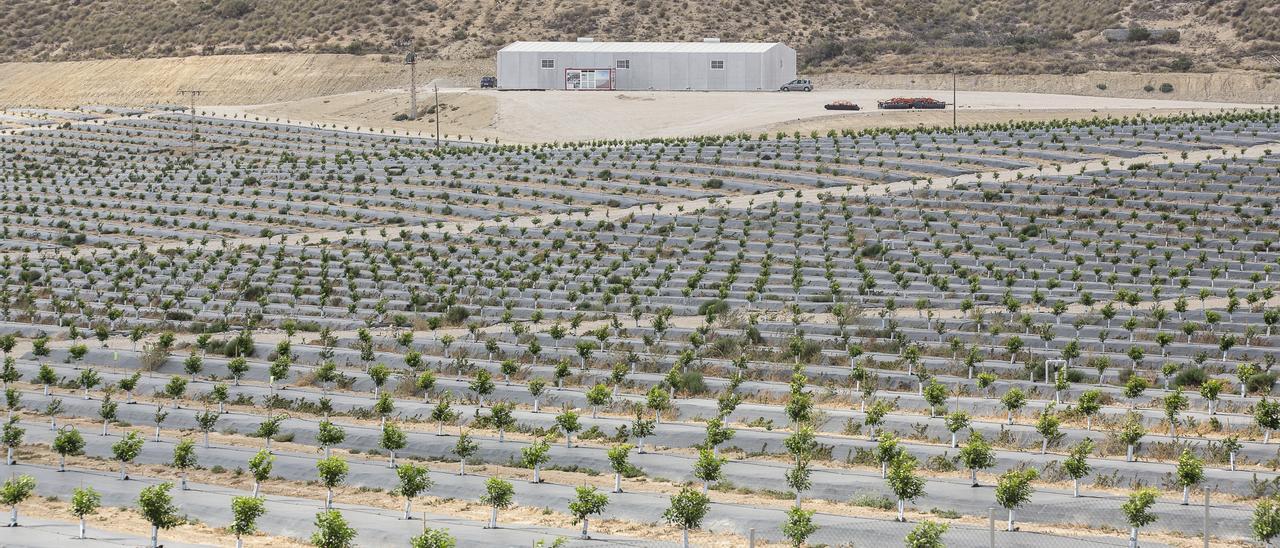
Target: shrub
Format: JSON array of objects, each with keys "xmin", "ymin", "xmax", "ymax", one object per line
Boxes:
[
  {"xmin": 1173, "ymin": 367, "xmax": 1207, "ymax": 388},
  {"xmin": 1143, "ymin": 84, "xmax": 1155, "ymax": 92},
  {"xmin": 1159, "ymin": 83, "xmax": 1174, "ymax": 93},
  {"xmin": 1096, "ymin": 83, "xmax": 1108, "ymax": 90}
]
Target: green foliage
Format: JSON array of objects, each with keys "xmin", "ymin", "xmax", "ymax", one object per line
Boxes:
[
  {"xmin": 781, "ymin": 506, "xmax": 818, "ymax": 547},
  {"xmin": 662, "ymin": 487, "xmax": 711, "ymax": 530},
  {"xmin": 71, "ymin": 486, "xmax": 101, "ymax": 518},
  {"xmin": 0, "ymin": 474, "xmax": 35, "ymax": 506},
  {"xmin": 411, "ymin": 528, "xmax": 458, "ymax": 548},
  {"xmin": 905, "ymin": 520, "xmax": 949, "ymax": 548},
  {"xmin": 995, "ymin": 469, "xmax": 1038, "ymax": 510},
  {"xmin": 1122, "ymin": 488, "xmax": 1159, "ymax": 529},
  {"xmin": 229, "ymin": 496, "xmax": 267, "ymax": 537},
  {"xmin": 482, "ymin": 477, "xmax": 515, "ymax": 509},
  {"xmin": 311, "ymin": 510, "xmax": 357, "ymax": 548},
  {"xmin": 568, "ymin": 486, "xmax": 609, "ymax": 523},
  {"xmin": 136, "ymin": 482, "xmax": 181, "ymax": 529}
]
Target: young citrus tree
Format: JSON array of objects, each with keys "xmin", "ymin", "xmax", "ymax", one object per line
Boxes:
[
  {"xmin": 137, "ymin": 482, "xmax": 181, "ymax": 548},
  {"xmin": 663, "ymin": 486, "xmax": 710, "ymax": 548},
  {"xmin": 70, "ymin": 486, "xmax": 101, "ymax": 539},
  {"xmin": 230, "ymin": 496, "xmax": 267, "ymax": 548},
  {"xmin": 480, "ymin": 477, "xmax": 515, "ymax": 529},
  {"xmin": 568, "ymin": 485, "xmax": 609, "ymax": 539},
  {"xmin": 397, "ymin": 462, "xmax": 432, "ymax": 519}
]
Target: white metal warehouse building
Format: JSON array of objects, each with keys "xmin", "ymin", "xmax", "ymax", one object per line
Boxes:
[{"xmin": 495, "ymin": 40, "xmax": 796, "ymax": 91}]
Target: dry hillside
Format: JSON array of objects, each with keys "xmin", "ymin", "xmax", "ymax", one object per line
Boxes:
[{"xmin": 0, "ymin": 0, "xmax": 1275, "ymax": 74}]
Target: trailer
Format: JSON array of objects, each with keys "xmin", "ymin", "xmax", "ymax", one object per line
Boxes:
[{"xmin": 877, "ymin": 97, "xmax": 947, "ymax": 110}]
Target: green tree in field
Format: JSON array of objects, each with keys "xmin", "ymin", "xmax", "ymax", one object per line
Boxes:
[
  {"xmin": 663, "ymin": 487, "xmax": 711, "ymax": 548},
  {"xmin": 1000, "ymin": 387, "xmax": 1026, "ymax": 424},
  {"xmin": 50, "ymin": 425, "xmax": 85, "ymax": 470},
  {"xmin": 1064, "ymin": 438, "xmax": 1094, "ymax": 497},
  {"xmin": 480, "ymin": 477, "xmax": 515, "ymax": 529},
  {"xmin": 137, "ymin": 482, "xmax": 181, "ymax": 548},
  {"xmin": 1176, "ymin": 449, "xmax": 1204, "ymax": 505},
  {"xmin": 411, "ymin": 528, "xmax": 457, "ymax": 548},
  {"xmin": 522, "ymin": 438, "xmax": 552, "ymax": 483},
  {"xmin": 781, "ymin": 506, "xmax": 818, "ymax": 547},
  {"xmin": 249, "ymin": 449, "xmax": 274, "ymax": 496},
  {"xmin": 454, "ymin": 431, "xmax": 479, "ymax": 475},
  {"xmin": 316, "ymin": 419, "xmax": 345, "ymax": 458},
  {"xmin": 70, "ymin": 486, "xmax": 101, "ymax": 539},
  {"xmin": 172, "ymin": 438, "xmax": 198, "ymax": 490},
  {"xmin": 887, "ymin": 453, "xmax": 926, "ymax": 522},
  {"xmin": 1122, "ymin": 488, "xmax": 1159, "ymax": 547},
  {"xmin": 905, "ymin": 520, "xmax": 949, "ymax": 548},
  {"xmin": 316, "ymin": 455, "xmax": 349, "ymax": 509},
  {"xmin": 556, "ymin": 408, "xmax": 582, "ymax": 448},
  {"xmin": 311, "ymin": 510, "xmax": 357, "ymax": 548},
  {"xmin": 1254, "ymin": 494, "xmax": 1280, "ymax": 545},
  {"xmin": 608, "ymin": 443, "xmax": 634, "ymax": 493},
  {"xmin": 995, "ymin": 468, "xmax": 1038, "ymax": 531},
  {"xmin": 229, "ymin": 496, "xmax": 267, "ymax": 548},
  {"xmin": 958, "ymin": 430, "xmax": 995, "ymax": 487},
  {"xmin": 112, "ymin": 430, "xmax": 144, "ymax": 480},
  {"xmin": 490, "ymin": 401, "xmax": 517, "ymax": 442},
  {"xmin": 396, "ymin": 462, "xmax": 432, "ymax": 519},
  {"xmin": 1, "ymin": 474, "xmax": 35, "ymax": 527},
  {"xmin": 381, "ymin": 422, "xmax": 407, "ymax": 467},
  {"xmin": 2, "ymin": 419, "xmax": 22, "ymax": 465},
  {"xmin": 568, "ymin": 486, "xmax": 609, "ymax": 540}
]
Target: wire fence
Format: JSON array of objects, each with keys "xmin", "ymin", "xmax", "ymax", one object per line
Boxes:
[{"xmin": 723, "ymin": 488, "xmax": 1246, "ymax": 548}]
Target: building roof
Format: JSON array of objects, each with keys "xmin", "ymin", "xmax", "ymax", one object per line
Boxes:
[{"xmin": 498, "ymin": 41, "xmax": 786, "ymax": 54}]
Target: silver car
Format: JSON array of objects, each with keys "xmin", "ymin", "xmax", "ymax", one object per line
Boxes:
[{"xmin": 780, "ymin": 79, "xmax": 813, "ymax": 92}]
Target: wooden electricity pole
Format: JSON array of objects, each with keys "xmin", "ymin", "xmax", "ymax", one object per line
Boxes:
[{"xmin": 177, "ymin": 89, "xmax": 205, "ymax": 158}]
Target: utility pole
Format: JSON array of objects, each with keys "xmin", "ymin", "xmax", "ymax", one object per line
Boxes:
[
  {"xmin": 434, "ymin": 84, "xmax": 441, "ymax": 148},
  {"xmin": 176, "ymin": 89, "xmax": 204, "ymax": 158},
  {"xmin": 405, "ymin": 51, "xmax": 418, "ymax": 120},
  {"xmin": 952, "ymin": 72, "xmax": 957, "ymax": 130}
]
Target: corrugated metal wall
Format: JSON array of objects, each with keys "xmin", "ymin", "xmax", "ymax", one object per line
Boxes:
[{"xmin": 497, "ymin": 45, "xmax": 796, "ymax": 91}]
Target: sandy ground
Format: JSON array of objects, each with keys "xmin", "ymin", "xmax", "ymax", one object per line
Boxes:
[{"xmin": 206, "ymin": 86, "xmax": 1270, "ymax": 144}]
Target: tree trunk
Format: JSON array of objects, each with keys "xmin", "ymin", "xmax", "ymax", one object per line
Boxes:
[
  {"xmin": 951, "ymin": 432, "xmax": 957, "ymax": 448},
  {"xmin": 580, "ymin": 518, "xmax": 590, "ymax": 540},
  {"xmin": 970, "ymin": 469, "xmax": 978, "ymax": 487},
  {"xmin": 79, "ymin": 517, "xmax": 86, "ymax": 539},
  {"xmin": 120, "ymin": 461, "xmax": 127, "ymax": 480},
  {"xmin": 1126, "ymin": 444, "xmax": 1134, "ymax": 462},
  {"xmin": 181, "ymin": 471, "xmax": 188, "ymax": 491},
  {"xmin": 1183, "ymin": 485, "xmax": 1190, "ymax": 505},
  {"xmin": 404, "ymin": 499, "xmax": 412, "ymax": 520},
  {"xmin": 881, "ymin": 461, "xmax": 887, "ymax": 479},
  {"xmin": 325, "ymin": 488, "xmax": 333, "ymax": 509},
  {"xmin": 151, "ymin": 526, "xmax": 159, "ymax": 548},
  {"xmin": 897, "ymin": 499, "xmax": 905, "ymax": 521},
  {"xmin": 533, "ymin": 464, "xmax": 541, "ymax": 483},
  {"xmin": 60, "ymin": 453, "xmax": 66, "ymax": 471},
  {"xmin": 253, "ymin": 481, "xmax": 260, "ymax": 497},
  {"xmin": 489, "ymin": 507, "xmax": 497, "ymax": 529},
  {"xmin": 1007, "ymin": 509, "xmax": 1015, "ymax": 531},
  {"xmin": 1230, "ymin": 451, "xmax": 1237, "ymax": 471},
  {"xmin": 389, "ymin": 450, "xmax": 396, "ymax": 468},
  {"xmin": 615, "ymin": 473, "xmax": 622, "ymax": 493}
]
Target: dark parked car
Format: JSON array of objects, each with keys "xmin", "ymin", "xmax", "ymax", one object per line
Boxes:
[{"xmin": 480, "ymin": 76, "xmax": 497, "ymax": 88}]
